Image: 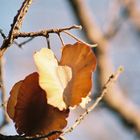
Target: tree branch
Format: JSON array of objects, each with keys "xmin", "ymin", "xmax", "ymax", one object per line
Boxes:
[
  {"xmin": 14, "ymin": 25, "xmax": 81, "ymax": 38},
  {"xmin": 0, "ymin": 0, "xmax": 33, "ymax": 55},
  {"xmin": 0, "ymin": 57, "xmax": 9, "ymax": 129},
  {"xmin": 0, "ymin": 24, "xmax": 81, "ymax": 56}
]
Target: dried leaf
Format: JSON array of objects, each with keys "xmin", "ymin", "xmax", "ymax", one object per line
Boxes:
[
  {"xmin": 7, "ymin": 81, "xmax": 23, "ymax": 119},
  {"xmin": 80, "ymin": 93, "xmax": 91, "ymax": 108},
  {"xmin": 60, "ymin": 42, "xmax": 96, "ymax": 107},
  {"xmin": 7, "ymin": 72, "xmax": 69, "ymax": 138},
  {"xmin": 34, "ymin": 48, "xmax": 72, "ymax": 110}
]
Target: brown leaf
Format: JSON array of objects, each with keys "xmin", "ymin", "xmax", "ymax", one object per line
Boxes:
[
  {"xmin": 7, "ymin": 81, "xmax": 23, "ymax": 119},
  {"xmin": 60, "ymin": 42, "xmax": 96, "ymax": 107},
  {"xmin": 7, "ymin": 72, "xmax": 69, "ymax": 139}
]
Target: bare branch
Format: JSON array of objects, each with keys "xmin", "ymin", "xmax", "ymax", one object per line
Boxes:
[
  {"xmin": 57, "ymin": 33, "xmax": 65, "ymax": 47},
  {"xmin": 14, "ymin": 25, "xmax": 81, "ymax": 38},
  {"xmin": 9, "ymin": 0, "xmax": 32, "ymax": 37},
  {"xmin": 0, "ymin": 25, "xmax": 81, "ymax": 53},
  {"xmin": 0, "ymin": 0, "xmax": 33, "ymax": 55},
  {"xmin": 0, "ymin": 57, "xmax": 9, "ymax": 129},
  {"xmin": 63, "ymin": 67, "xmax": 123, "ymax": 135}
]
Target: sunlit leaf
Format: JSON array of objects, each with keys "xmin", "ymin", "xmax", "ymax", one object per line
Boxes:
[
  {"xmin": 34, "ymin": 42, "xmax": 96, "ymax": 109},
  {"xmin": 34, "ymin": 48, "xmax": 72, "ymax": 110},
  {"xmin": 60, "ymin": 42, "xmax": 96, "ymax": 107}
]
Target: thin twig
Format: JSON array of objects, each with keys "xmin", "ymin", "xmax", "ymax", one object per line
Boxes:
[
  {"xmin": 45, "ymin": 36, "xmax": 51, "ymax": 49},
  {"xmin": 8, "ymin": 0, "xmax": 33, "ymax": 37},
  {"xmin": 62, "ymin": 67, "xmax": 123, "ymax": 135},
  {"xmin": 57, "ymin": 33, "xmax": 65, "ymax": 47},
  {"xmin": 14, "ymin": 37, "xmax": 34, "ymax": 48},
  {"xmin": 15, "ymin": 25, "xmax": 88, "ymax": 48},
  {"xmin": 63, "ymin": 31, "xmax": 97, "ymax": 47},
  {"xmin": 0, "ymin": 29, "xmax": 6, "ymax": 39}
]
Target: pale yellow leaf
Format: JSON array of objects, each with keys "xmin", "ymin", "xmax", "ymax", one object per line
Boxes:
[
  {"xmin": 80, "ymin": 92, "xmax": 91, "ymax": 108},
  {"xmin": 34, "ymin": 48, "xmax": 72, "ymax": 110}
]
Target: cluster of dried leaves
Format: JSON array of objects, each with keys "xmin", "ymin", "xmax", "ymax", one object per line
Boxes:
[
  {"xmin": 7, "ymin": 42, "xmax": 97, "ymax": 139},
  {"xmin": 0, "ymin": 0, "xmax": 127, "ymax": 139}
]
